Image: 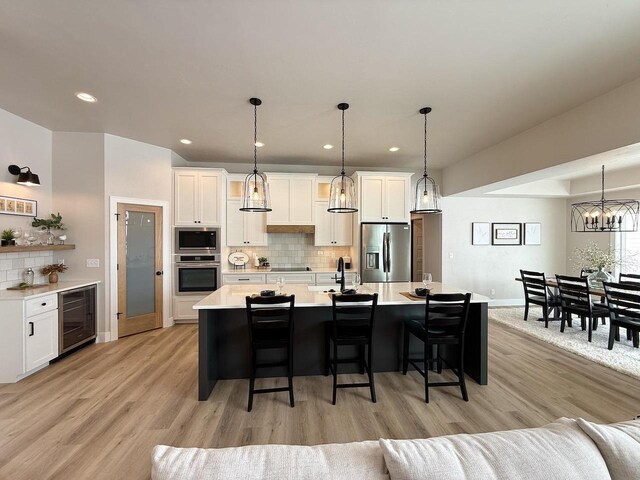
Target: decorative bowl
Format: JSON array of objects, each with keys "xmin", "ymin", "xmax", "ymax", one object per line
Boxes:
[{"xmin": 414, "ymin": 288, "xmax": 430, "ymax": 297}]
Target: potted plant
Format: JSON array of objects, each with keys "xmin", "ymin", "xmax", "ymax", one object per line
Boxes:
[
  {"xmin": 41, "ymin": 263, "xmax": 68, "ymax": 284},
  {"xmin": 1, "ymin": 229, "xmax": 16, "ymax": 246},
  {"xmin": 258, "ymin": 256, "xmax": 270, "ymax": 268},
  {"xmin": 572, "ymin": 242, "xmax": 620, "ymax": 287},
  {"xmin": 32, "ymin": 212, "xmax": 66, "ymax": 245}
]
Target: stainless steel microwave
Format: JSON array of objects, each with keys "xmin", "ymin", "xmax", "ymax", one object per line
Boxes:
[{"xmin": 175, "ymin": 227, "xmax": 221, "ymax": 254}]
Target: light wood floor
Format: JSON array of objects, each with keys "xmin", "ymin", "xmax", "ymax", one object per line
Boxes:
[{"xmin": 1, "ymin": 320, "xmax": 639, "ymax": 479}]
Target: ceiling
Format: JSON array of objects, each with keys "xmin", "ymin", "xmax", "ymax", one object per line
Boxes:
[{"xmin": 2, "ymin": 1, "xmax": 640, "ymax": 170}]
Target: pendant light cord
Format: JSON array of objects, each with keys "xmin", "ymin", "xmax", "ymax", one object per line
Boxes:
[
  {"xmin": 253, "ymin": 103, "xmax": 258, "ymax": 175},
  {"xmin": 601, "ymin": 165, "xmax": 605, "ymax": 202},
  {"xmin": 341, "ymin": 108, "xmax": 345, "ymax": 175},
  {"xmin": 423, "ymin": 111, "xmax": 428, "ymax": 177}
]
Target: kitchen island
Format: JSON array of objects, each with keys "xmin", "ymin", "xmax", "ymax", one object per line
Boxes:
[{"xmin": 195, "ymin": 282, "xmax": 489, "ymax": 401}]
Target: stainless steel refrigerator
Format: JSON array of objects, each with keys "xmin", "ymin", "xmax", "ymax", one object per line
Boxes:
[{"xmin": 360, "ymin": 223, "xmax": 411, "ymax": 283}]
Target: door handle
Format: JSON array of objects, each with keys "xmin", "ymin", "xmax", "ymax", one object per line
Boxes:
[
  {"xmin": 28, "ymin": 322, "xmax": 34, "ymax": 337},
  {"xmin": 382, "ymin": 234, "xmax": 388, "ymax": 273},
  {"xmin": 156, "ymin": 271, "xmax": 163, "ymax": 276},
  {"xmin": 386, "ymin": 233, "xmax": 391, "ymax": 272}
]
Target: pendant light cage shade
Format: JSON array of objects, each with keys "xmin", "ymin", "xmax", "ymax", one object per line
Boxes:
[
  {"xmin": 328, "ymin": 174, "xmax": 357, "ymax": 213},
  {"xmin": 570, "ymin": 199, "xmax": 639, "ymax": 232},
  {"xmin": 570, "ymin": 165, "xmax": 639, "ymax": 232},
  {"xmin": 240, "ymin": 171, "xmax": 272, "ymax": 212},
  {"xmin": 411, "ymin": 175, "xmax": 441, "ymax": 214}
]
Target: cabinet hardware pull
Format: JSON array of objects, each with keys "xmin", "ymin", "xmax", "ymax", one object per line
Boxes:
[
  {"xmin": 41, "ymin": 302, "xmax": 46, "ymax": 306},
  {"xmin": 239, "ymin": 278, "xmax": 250, "ymax": 281},
  {"xmin": 29, "ymin": 322, "xmax": 34, "ymax": 336}
]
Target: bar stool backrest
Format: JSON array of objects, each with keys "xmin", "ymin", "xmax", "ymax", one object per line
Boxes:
[
  {"xmin": 331, "ymin": 293, "xmax": 378, "ymax": 338},
  {"xmin": 425, "ymin": 293, "xmax": 471, "ymax": 336},
  {"xmin": 245, "ymin": 295, "xmax": 295, "ymax": 343},
  {"xmin": 603, "ymin": 282, "xmax": 640, "ymax": 322}
]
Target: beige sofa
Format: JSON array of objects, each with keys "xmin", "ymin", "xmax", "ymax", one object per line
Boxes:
[{"xmin": 152, "ymin": 417, "xmax": 640, "ymax": 480}]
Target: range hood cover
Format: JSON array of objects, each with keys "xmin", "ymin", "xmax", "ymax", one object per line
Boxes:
[{"xmin": 266, "ymin": 225, "xmax": 315, "ymax": 234}]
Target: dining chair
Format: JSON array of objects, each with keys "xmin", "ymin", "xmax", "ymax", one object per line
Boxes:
[
  {"xmin": 245, "ymin": 294, "xmax": 296, "ymax": 412},
  {"xmin": 555, "ymin": 275, "xmax": 608, "ymax": 342},
  {"xmin": 603, "ymin": 282, "xmax": 640, "ymax": 350},
  {"xmin": 326, "ymin": 293, "xmax": 378, "ymax": 405},
  {"xmin": 520, "ymin": 270, "xmax": 561, "ymax": 328},
  {"xmin": 619, "ymin": 273, "xmax": 640, "ymax": 285},
  {"xmin": 402, "ymin": 292, "xmax": 471, "ymax": 403}
]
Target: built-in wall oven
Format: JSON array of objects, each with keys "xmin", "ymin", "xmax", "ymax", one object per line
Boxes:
[
  {"xmin": 175, "ymin": 227, "xmax": 220, "ymax": 255},
  {"xmin": 174, "ymin": 254, "xmax": 221, "ymax": 296}
]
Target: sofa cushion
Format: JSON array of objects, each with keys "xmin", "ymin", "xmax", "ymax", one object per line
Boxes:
[
  {"xmin": 576, "ymin": 418, "xmax": 640, "ymax": 480},
  {"xmin": 152, "ymin": 440, "xmax": 389, "ymax": 480},
  {"xmin": 379, "ymin": 418, "xmax": 611, "ymax": 480}
]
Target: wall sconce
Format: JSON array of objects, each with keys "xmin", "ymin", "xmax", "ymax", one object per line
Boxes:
[{"xmin": 8, "ymin": 165, "xmax": 40, "ymax": 186}]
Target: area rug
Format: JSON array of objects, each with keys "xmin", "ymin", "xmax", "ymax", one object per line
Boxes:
[{"xmin": 489, "ymin": 307, "xmax": 640, "ymax": 380}]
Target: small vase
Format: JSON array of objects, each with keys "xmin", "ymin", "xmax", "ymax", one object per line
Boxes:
[
  {"xmin": 48, "ymin": 272, "xmax": 59, "ymax": 284},
  {"xmin": 587, "ymin": 267, "xmax": 614, "ymax": 288}
]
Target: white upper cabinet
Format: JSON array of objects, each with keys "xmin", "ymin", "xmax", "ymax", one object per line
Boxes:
[
  {"xmin": 173, "ymin": 169, "xmax": 225, "ymax": 226},
  {"xmin": 266, "ymin": 173, "xmax": 316, "ymax": 225},
  {"xmin": 225, "ymin": 176, "xmax": 267, "ymax": 246},
  {"xmin": 355, "ymin": 172, "xmax": 412, "ymax": 223},
  {"xmin": 314, "ymin": 202, "xmax": 352, "ymax": 246}
]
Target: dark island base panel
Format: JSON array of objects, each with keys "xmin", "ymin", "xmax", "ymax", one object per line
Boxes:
[{"xmin": 199, "ymin": 303, "xmax": 488, "ymax": 401}]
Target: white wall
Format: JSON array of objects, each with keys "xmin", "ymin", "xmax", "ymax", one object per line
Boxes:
[
  {"xmin": 0, "ymin": 108, "xmax": 52, "ymax": 232},
  {"xmin": 440, "ymin": 196, "xmax": 567, "ymax": 302}
]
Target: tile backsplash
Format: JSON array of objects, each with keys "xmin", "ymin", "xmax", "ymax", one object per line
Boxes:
[
  {"xmin": 224, "ymin": 233, "xmax": 351, "ymax": 270},
  {"xmin": 0, "ymin": 251, "xmax": 54, "ymax": 290}
]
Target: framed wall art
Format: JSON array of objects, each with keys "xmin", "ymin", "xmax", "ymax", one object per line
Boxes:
[
  {"xmin": 472, "ymin": 222, "xmax": 491, "ymax": 245},
  {"xmin": 524, "ymin": 222, "xmax": 541, "ymax": 245},
  {"xmin": 491, "ymin": 222, "xmax": 521, "ymax": 245},
  {"xmin": 0, "ymin": 195, "xmax": 37, "ymax": 217}
]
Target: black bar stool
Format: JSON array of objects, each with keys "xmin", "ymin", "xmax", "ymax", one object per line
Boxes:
[
  {"xmin": 245, "ymin": 294, "xmax": 295, "ymax": 412},
  {"xmin": 402, "ymin": 292, "xmax": 471, "ymax": 403},
  {"xmin": 325, "ymin": 293, "xmax": 378, "ymax": 405}
]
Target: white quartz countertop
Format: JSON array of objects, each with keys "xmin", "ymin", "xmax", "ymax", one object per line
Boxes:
[
  {"xmin": 222, "ymin": 267, "xmax": 355, "ymax": 274},
  {"xmin": 194, "ymin": 282, "xmax": 489, "ymax": 310},
  {"xmin": 0, "ymin": 280, "xmax": 101, "ymax": 301}
]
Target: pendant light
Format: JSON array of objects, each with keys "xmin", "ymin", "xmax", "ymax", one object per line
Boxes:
[
  {"xmin": 328, "ymin": 103, "xmax": 357, "ymax": 213},
  {"xmin": 240, "ymin": 98, "xmax": 271, "ymax": 212},
  {"xmin": 410, "ymin": 107, "xmax": 442, "ymax": 214},
  {"xmin": 570, "ymin": 165, "xmax": 639, "ymax": 232}
]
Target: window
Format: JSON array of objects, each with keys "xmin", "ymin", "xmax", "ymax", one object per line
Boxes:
[{"xmin": 614, "ymin": 216, "xmax": 640, "ymax": 276}]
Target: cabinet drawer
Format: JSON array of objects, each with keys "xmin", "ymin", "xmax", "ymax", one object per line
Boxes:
[
  {"xmin": 266, "ymin": 273, "xmax": 315, "ymax": 285},
  {"xmin": 316, "ymin": 272, "xmax": 356, "ymax": 285},
  {"xmin": 222, "ymin": 273, "xmax": 266, "ymax": 284},
  {"xmin": 26, "ymin": 294, "xmax": 58, "ymax": 317}
]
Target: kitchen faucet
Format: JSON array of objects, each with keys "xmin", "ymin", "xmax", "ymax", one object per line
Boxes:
[{"xmin": 335, "ymin": 257, "xmax": 346, "ymax": 292}]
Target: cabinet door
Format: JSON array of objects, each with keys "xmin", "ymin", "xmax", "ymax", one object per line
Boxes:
[
  {"xmin": 199, "ymin": 172, "xmax": 220, "ymax": 225},
  {"xmin": 25, "ymin": 310, "xmax": 58, "ymax": 372},
  {"xmin": 174, "ymin": 171, "xmax": 199, "ymax": 225},
  {"xmin": 244, "ymin": 211, "xmax": 268, "ymax": 246},
  {"xmin": 314, "ymin": 202, "xmax": 333, "ymax": 246},
  {"xmin": 385, "ymin": 177, "xmax": 409, "ymax": 222},
  {"xmin": 267, "ymin": 177, "xmax": 291, "ymax": 224},
  {"xmin": 226, "ymin": 199, "xmax": 245, "ymax": 246},
  {"xmin": 332, "ymin": 211, "xmax": 353, "ymax": 246},
  {"xmin": 360, "ymin": 176, "xmax": 385, "ymax": 221},
  {"xmin": 290, "ymin": 177, "xmax": 315, "ymax": 224}
]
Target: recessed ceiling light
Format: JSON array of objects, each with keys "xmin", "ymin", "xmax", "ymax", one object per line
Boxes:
[
  {"xmin": 323, "ymin": 144, "xmax": 334, "ymax": 150},
  {"xmin": 389, "ymin": 147, "xmax": 400, "ymax": 152},
  {"xmin": 76, "ymin": 92, "xmax": 97, "ymax": 103},
  {"xmin": 254, "ymin": 142, "xmax": 265, "ymax": 147},
  {"xmin": 180, "ymin": 139, "xmax": 192, "ymax": 145}
]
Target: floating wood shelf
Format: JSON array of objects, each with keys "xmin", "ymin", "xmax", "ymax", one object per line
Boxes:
[{"xmin": 0, "ymin": 244, "xmax": 76, "ymax": 253}]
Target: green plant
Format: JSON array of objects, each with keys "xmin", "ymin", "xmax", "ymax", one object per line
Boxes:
[
  {"xmin": 1, "ymin": 229, "xmax": 15, "ymax": 242},
  {"xmin": 32, "ymin": 212, "xmax": 66, "ymax": 231},
  {"xmin": 41, "ymin": 263, "xmax": 68, "ymax": 275},
  {"xmin": 258, "ymin": 256, "xmax": 268, "ymax": 265}
]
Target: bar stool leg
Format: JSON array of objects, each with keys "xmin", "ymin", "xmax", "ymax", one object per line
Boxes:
[
  {"xmin": 288, "ymin": 343, "xmax": 294, "ymax": 408},
  {"xmin": 332, "ymin": 340, "xmax": 338, "ymax": 405},
  {"xmin": 248, "ymin": 347, "xmax": 256, "ymax": 412},
  {"xmin": 459, "ymin": 344, "xmax": 468, "ymax": 402},
  {"xmin": 368, "ymin": 343, "xmax": 376, "ymax": 403},
  {"xmin": 423, "ymin": 337, "xmax": 429, "ymax": 404}
]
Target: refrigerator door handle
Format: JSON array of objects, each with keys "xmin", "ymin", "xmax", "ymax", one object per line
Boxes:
[
  {"xmin": 385, "ymin": 232, "xmax": 391, "ymax": 273},
  {"xmin": 382, "ymin": 233, "xmax": 388, "ymax": 273}
]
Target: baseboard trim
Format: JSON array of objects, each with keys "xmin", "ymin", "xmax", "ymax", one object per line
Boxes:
[
  {"xmin": 489, "ymin": 299, "xmax": 525, "ymax": 308},
  {"xmin": 96, "ymin": 332, "xmax": 112, "ymax": 343}
]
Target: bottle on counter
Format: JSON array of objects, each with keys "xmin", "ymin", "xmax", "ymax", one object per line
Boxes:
[{"xmin": 23, "ymin": 267, "xmax": 35, "ymax": 286}]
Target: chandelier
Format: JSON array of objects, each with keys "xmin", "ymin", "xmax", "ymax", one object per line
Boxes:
[{"xmin": 570, "ymin": 165, "xmax": 639, "ymax": 232}]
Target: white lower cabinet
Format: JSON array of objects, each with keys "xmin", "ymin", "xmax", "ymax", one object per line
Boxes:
[
  {"xmin": 266, "ymin": 273, "xmax": 315, "ymax": 284},
  {"xmin": 25, "ymin": 310, "xmax": 59, "ymax": 372},
  {"xmin": 173, "ymin": 296, "xmax": 206, "ymax": 322},
  {"xmin": 315, "ymin": 272, "xmax": 357, "ymax": 286},
  {"xmin": 222, "ymin": 273, "xmax": 267, "ymax": 284}
]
